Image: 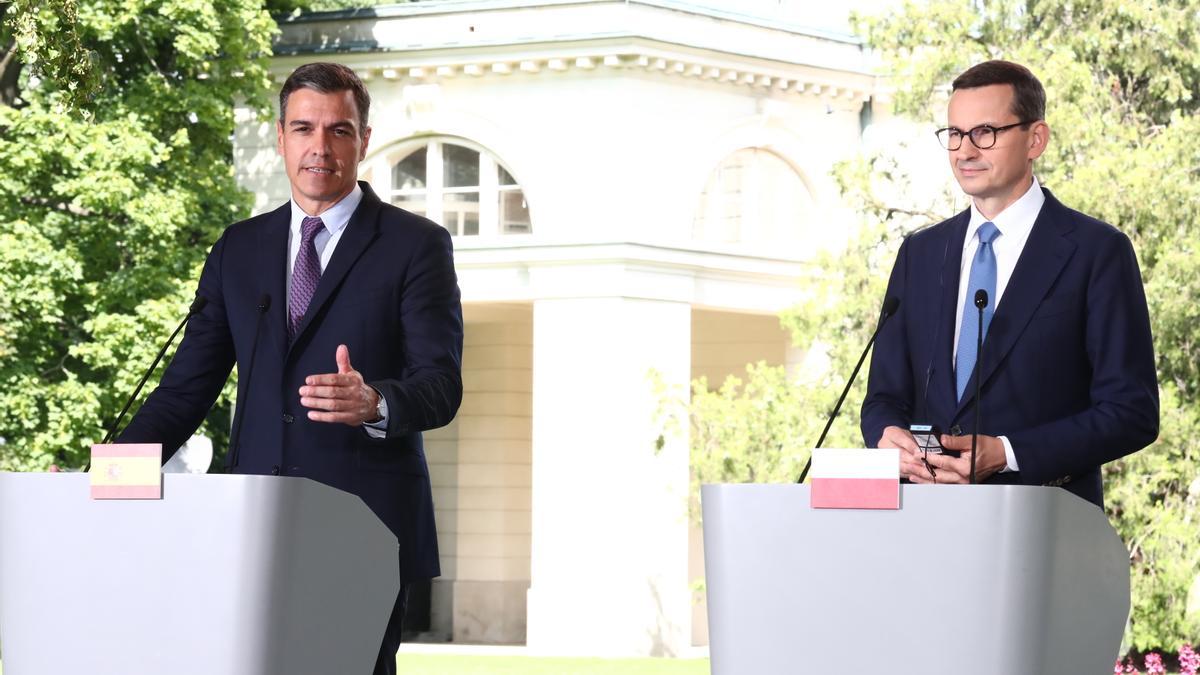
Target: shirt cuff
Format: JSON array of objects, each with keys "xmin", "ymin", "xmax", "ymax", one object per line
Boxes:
[
  {"xmin": 362, "ymin": 388, "xmax": 388, "ymax": 439},
  {"xmin": 999, "ymin": 435, "xmax": 1019, "ymax": 473}
]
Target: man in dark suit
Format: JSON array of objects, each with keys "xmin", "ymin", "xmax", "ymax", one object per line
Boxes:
[
  {"xmin": 119, "ymin": 62, "xmax": 462, "ymax": 674},
  {"xmin": 860, "ymin": 60, "xmax": 1158, "ymax": 508}
]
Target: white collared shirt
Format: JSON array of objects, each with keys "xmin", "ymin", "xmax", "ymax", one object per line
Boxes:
[
  {"xmin": 952, "ymin": 177, "xmax": 1045, "ymax": 472},
  {"xmin": 952, "ymin": 177, "xmax": 1045, "ymax": 356}
]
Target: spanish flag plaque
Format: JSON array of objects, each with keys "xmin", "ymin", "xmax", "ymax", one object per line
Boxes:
[{"xmin": 90, "ymin": 444, "xmax": 163, "ymax": 500}]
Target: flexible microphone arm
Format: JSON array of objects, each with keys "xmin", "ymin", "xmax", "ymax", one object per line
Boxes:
[
  {"xmin": 227, "ymin": 294, "xmax": 271, "ymax": 472},
  {"xmin": 86, "ymin": 296, "xmax": 208, "ymax": 471},
  {"xmin": 796, "ymin": 296, "xmax": 901, "ymax": 483},
  {"xmin": 969, "ymin": 289, "xmax": 988, "ymax": 484}
]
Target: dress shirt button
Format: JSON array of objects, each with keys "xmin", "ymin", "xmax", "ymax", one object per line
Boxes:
[
  {"xmin": 282, "ymin": 413, "xmax": 294, "ymax": 424},
  {"xmin": 949, "ymin": 425, "xmax": 963, "ymax": 436},
  {"xmin": 271, "ymin": 465, "xmax": 280, "ymax": 476}
]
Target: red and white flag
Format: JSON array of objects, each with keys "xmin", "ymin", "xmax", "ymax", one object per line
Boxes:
[{"xmin": 809, "ymin": 448, "xmax": 900, "ymax": 510}]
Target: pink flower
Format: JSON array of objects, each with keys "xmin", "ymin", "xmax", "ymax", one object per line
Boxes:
[
  {"xmin": 1180, "ymin": 643, "xmax": 1200, "ymax": 675},
  {"xmin": 1144, "ymin": 652, "xmax": 1165, "ymax": 674}
]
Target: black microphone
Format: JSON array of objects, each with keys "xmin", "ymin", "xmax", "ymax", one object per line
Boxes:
[
  {"xmin": 226, "ymin": 294, "xmax": 271, "ymax": 472},
  {"xmin": 969, "ymin": 289, "xmax": 988, "ymax": 484},
  {"xmin": 86, "ymin": 296, "xmax": 209, "ymax": 471},
  {"xmin": 797, "ymin": 296, "xmax": 901, "ymax": 483}
]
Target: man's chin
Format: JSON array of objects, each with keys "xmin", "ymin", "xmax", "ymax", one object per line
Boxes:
[
  {"xmin": 955, "ymin": 175, "xmax": 989, "ymax": 196},
  {"xmin": 296, "ymin": 183, "xmax": 352, "ymax": 205}
]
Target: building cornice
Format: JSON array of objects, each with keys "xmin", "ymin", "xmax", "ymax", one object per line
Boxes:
[
  {"xmin": 272, "ymin": 1, "xmax": 878, "ymax": 103},
  {"xmin": 451, "ymin": 239, "xmax": 810, "ymax": 310},
  {"xmin": 276, "ymin": 0, "xmax": 861, "ymax": 46}
]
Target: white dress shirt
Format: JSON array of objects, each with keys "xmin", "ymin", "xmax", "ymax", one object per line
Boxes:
[
  {"xmin": 287, "ymin": 185, "xmax": 388, "ymax": 436},
  {"xmin": 952, "ymin": 177, "xmax": 1045, "ymax": 472}
]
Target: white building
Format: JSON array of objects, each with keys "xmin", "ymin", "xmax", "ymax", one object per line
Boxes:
[{"xmin": 235, "ymin": 0, "xmax": 884, "ymax": 656}]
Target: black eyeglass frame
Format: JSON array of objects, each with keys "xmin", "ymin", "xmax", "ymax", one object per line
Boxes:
[{"xmin": 935, "ymin": 120, "xmax": 1037, "ymax": 151}]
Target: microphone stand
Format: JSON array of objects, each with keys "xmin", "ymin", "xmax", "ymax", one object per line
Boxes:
[
  {"xmin": 227, "ymin": 294, "xmax": 271, "ymax": 472},
  {"xmin": 969, "ymin": 290, "xmax": 988, "ymax": 484},
  {"xmin": 796, "ymin": 297, "xmax": 899, "ymax": 483},
  {"xmin": 85, "ymin": 296, "xmax": 208, "ymax": 471}
]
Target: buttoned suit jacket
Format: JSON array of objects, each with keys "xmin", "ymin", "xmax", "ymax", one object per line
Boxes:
[
  {"xmin": 120, "ymin": 181, "xmax": 463, "ymax": 580},
  {"xmin": 860, "ymin": 188, "xmax": 1158, "ymax": 507}
]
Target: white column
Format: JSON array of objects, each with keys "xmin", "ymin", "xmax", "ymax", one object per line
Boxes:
[{"xmin": 526, "ymin": 297, "xmax": 692, "ymax": 656}]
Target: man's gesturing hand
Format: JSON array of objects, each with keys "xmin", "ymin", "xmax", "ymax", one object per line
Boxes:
[{"xmin": 299, "ymin": 344, "xmax": 381, "ymax": 426}]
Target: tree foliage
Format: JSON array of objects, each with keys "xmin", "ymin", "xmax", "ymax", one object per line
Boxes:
[
  {"xmin": 684, "ymin": 0, "xmax": 1200, "ymax": 652},
  {"xmin": 0, "ymin": 0, "xmax": 277, "ymax": 470}
]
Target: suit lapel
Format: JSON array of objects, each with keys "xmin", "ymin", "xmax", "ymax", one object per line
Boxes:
[
  {"xmin": 933, "ymin": 212, "xmax": 969, "ymax": 415},
  {"xmin": 955, "ymin": 190, "xmax": 1077, "ymax": 413},
  {"xmin": 287, "ymin": 182, "xmax": 382, "ymax": 356},
  {"xmin": 258, "ymin": 204, "xmax": 290, "ymax": 360}
]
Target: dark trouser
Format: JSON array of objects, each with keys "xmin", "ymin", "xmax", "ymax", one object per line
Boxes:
[{"xmin": 372, "ymin": 582, "xmax": 410, "ymax": 675}]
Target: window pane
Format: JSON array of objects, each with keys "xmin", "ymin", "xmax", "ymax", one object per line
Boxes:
[
  {"xmin": 443, "ymin": 144, "xmax": 480, "ymax": 188},
  {"xmin": 693, "ymin": 148, "xmax": 809, "ymax": 244},
  {"xmin": 500, "ymin": 189, "xmax": 531, "ymax": 234},
  {"xmin": 392, "ymin": 195, "xmax": 427, "ymax": 219},
  {"xmin": 392, "ymin": 147, "xmax": 427, "ymax": 190},
  {"xmin": 445, "ymin": 192, "xmax": 479, "ymax": 236},
  {"xmin": 499, "ymin": 165, "xmax": 516, "ymax": 187}
]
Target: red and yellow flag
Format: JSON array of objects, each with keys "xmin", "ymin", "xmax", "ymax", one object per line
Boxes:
[{"xmin": 90, "ymin": 444, "xmax": 163, "ymax": 500}]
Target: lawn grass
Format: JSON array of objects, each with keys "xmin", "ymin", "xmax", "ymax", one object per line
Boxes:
[
  {"xmin": 0, "ymin": 656, "xmax": 708, "ymax": 674},
  {"xmin": 394, "ymin": 654, "xmax": 710, "ymax": 675}
]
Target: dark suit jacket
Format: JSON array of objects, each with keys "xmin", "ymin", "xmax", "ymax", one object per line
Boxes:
[
  {"xmin": 861, "ymin": 189, "xmax": 1158, "ymax": 507},
  {"xmin": 120, "ymin": 182, "xmax": 463, "ymax": 580}
]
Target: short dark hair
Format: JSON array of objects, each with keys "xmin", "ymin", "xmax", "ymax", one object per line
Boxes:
[
  {"xmin": 278, "ymin": 62, "xmax": 371, "ymax": 134},
  {"xmin": 952, "ymin": 60, "xmax": 1046, "ymax": 124}
]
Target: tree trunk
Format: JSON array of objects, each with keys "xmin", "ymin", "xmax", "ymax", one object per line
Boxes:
[{"xmin": 0, "ymin": 4, "xmax": 24, "ymax": 108}]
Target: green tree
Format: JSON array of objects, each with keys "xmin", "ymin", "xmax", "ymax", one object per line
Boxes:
[
  {"xmin": 0, "ymin": 0, "xmax": 277, "ymax": 470},
  {"xmin": 683, "ymin": 0, "xmax": 1200, "ymax": 653}
]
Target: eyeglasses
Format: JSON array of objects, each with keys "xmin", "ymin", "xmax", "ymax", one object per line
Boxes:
[{"xmin": 935, "ymin": 121, "xmax": 1034, "ymax": 150}]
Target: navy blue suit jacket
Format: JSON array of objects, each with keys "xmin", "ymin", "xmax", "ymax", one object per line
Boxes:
[
  {"xmin": 861, "ymin": 189, "xmax": 1158, "ymax": 507},
  {"xmin": 120, "ymin": 182, "xmax": 463, "ymax": 580}
]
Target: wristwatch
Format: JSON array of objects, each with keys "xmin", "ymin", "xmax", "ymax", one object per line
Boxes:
[{"xmin": 368, "ymin": 387, "xmax": 386, "ymax": 425}]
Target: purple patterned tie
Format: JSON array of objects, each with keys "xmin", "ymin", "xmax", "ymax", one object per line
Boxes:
[{"xmin": 289, "ymin": 216, "xmax": 324, "ymax": 341}]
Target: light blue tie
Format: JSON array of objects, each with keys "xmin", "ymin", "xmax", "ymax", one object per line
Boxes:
[{"xmin": 956, "ymin": 221, "xmax": 1001, "ymax": 400}]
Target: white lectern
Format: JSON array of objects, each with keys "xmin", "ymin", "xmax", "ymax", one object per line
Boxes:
[
  {"xmin": 0, "ymin": 473, "xmax": 398, "ymax": 675},
  {"xmin": 703, "ymin": 484, "xmax": 1129, "ymax": 675}
]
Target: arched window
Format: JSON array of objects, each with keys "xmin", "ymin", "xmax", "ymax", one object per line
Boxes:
[
  {"xmin": 388, "ymin": 139, "xmax": 531, "ymax": 236},
  {"xmin": 693, "ymin": 148, "xmax": 812, "ymax": 245}
]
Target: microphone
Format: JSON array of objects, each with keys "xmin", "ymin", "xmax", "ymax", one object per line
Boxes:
[
  {"xmin": 969, "ymin": 289, "xmax": 988, "ymax": 484},
  {"xmin": 86, "ymin": 296, "xmax": 209, "ymax": 470},
  {"xmin": 797, "ymin": 296, "xmax": 901, "ymax": 483},
  {"xmin": 226, "ymin": 294, "xmax": 271, "ymax": 472}
]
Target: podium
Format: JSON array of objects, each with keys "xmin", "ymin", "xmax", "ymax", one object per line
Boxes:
[
  {"xmin": 702, "ymin": 484, "xmax": 1130, "ymax": 675},
  {"xmin": 0, "ymin": 473, "xmax": 399, "ymax": 675}
]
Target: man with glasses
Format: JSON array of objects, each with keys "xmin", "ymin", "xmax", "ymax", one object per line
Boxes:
[{"xmin": 860, "ymin": 60, "xmax": 1158, "ymax": 507}]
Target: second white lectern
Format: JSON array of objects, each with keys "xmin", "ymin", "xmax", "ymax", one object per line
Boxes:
[{"xmin": 703, "ymin": 484, "xmax": 1130, "ymax": 675}]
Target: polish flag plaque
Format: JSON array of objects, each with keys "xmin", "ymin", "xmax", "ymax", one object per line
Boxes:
[
  {"xmin": 89, "ymin": 443, "xmax": 163, "ymax": 500},
  {"xmin": 809, "ymin": 448, "xmax": 900, "ymax": 510}
]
